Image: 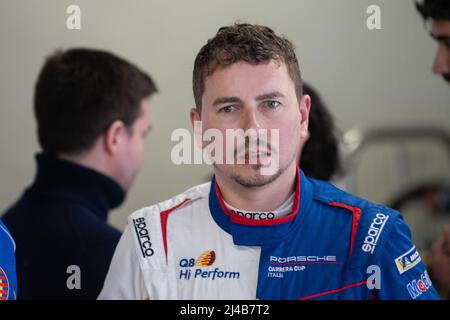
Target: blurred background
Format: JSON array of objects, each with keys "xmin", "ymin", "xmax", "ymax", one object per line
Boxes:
[{"xmin": 1, "ymin": 0, "xmax": 449, "ymax": 257}]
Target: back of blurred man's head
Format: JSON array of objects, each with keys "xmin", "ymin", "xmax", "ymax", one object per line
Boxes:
[
  {"xmin": 416, "ymin": 0, "xmax": 450, "ymax": 84},
  {"xmin": 34, "ymin": 48, "xmax": 158, "ymax": 190},
  {"xmin": 300, "ymin": 83, "xmax": 341, "ymax": 182}
]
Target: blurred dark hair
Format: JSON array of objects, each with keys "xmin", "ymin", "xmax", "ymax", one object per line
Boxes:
[
  {"xmin": 300, "ymin": 83, "xmax": 341, "ymax": 181},
  {"xmin": 416, "ymin": 0, "xmax": 450, "ymax": 20},
  {"xmin": 34, "ymin": 48, "xmax": 157, "ymax": 155},
  {"xmin": 193, "ymin": 23, "xmax": 302, "ymax": 111}
]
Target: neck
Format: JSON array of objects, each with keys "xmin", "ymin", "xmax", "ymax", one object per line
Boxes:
[
  {"xmin": 34, "ymin": 153, "xmax": 126, "ymax": 215},
  {"xmin": 215, "ymin": 162, "xmax": 297, "ymax": 212},
  {"xmin": 58, "ymin": 150, "xmax": 115, "ymax": 184}
]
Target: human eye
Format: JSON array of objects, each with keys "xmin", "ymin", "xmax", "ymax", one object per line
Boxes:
[
  {"xmin": 443, "ymin": 39, "xmax": 450, "ymax": 50},
  {"xmin": 265, "ymin": 100, "xmax": 282, "ymax": 109},
  {"xmin": 219, "ymin": 105, "xmax": 237, "ymax": 113},
  {"xmin": 433, "ymin": 35, "xmax": 450, "ymax": 50}
]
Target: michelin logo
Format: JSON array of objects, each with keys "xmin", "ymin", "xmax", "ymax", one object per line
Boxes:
[
  {"xmin": 395, "ymin": 246, "xmax": 421, "ymax": 274},
  {"xmin": 362, "ymin": 213, "xmax": 389, "ymax": 254}
]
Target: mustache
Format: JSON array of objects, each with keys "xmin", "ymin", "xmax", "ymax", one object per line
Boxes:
[{"xmin": 234, "ymin": 137, "xmax": 274, "ymax": 157}]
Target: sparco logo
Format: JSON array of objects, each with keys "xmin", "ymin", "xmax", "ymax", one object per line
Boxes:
[
  {"xmin": 133, "ymin": 217, "xmax": 154, "ymax": 258},
  {"xmin": 362, "ymin": 213, "xmax": 389, "ymax": 254},
  {"xmin": 233, "ymin": 210, "xmax": 275, "ymax": 220}
]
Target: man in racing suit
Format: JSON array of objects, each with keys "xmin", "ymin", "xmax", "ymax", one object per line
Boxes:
[{"xmin": 99, "ymin": 23, "xmax": 439, "ymax": 300}]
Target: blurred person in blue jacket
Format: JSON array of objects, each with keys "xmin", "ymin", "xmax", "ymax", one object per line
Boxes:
[{"xmin": 0, "ymin": 219, "xmax": 17, "ymax": 300}]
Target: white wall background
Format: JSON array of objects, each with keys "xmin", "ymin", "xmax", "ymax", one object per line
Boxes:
[{"xmin": 1, "ymin": 0, "xmax": 449, "ymax": 230}]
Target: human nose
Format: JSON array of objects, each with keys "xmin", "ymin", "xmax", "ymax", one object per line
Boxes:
[
  {"xmin": 241, "ymin": 107, "xmax": 263, "ymax": 131},
  {"xmin": 433, "ymin": 44, "xmax": 450, "ymax": 75}
]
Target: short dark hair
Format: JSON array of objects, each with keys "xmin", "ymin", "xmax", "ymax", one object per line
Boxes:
[
  {"xmin": 193, "ymin": 23, "xmax": 302, "ymax": 111},
  {"xmin": 300, "ymin": 83, "xmax": 341, "ymax": 181},
  {"xmin": 416, "ymin": 0, "xmax": 450, "ymax": 21},
  {"xmin": 34, "ymin": 48, "xmax": 157, "ymax": 155}
]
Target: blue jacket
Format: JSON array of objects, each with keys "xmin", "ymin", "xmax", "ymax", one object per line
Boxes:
[
  {"xmin": 0, "ymin": 219, "xmax": 17, "ymax": 300},
  {"xmin": 209, "ymin": 170, "xmax": 440, "ymax": 299}
]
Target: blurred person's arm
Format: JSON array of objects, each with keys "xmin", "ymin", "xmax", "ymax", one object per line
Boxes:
[
  {"xmin": 0, "ymin": 220, "xmax": 17, "ymax": 300},
  {"xmin": 430, "ymin": 225, "xmax": 450, "ymax": 299}
]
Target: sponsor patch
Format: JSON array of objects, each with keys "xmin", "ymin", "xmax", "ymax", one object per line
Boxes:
[
  {"xmin": 232, "ymin": 210, "xmax": 276, "ymax": 220},
  {"xmin": 395, "ymin": 246, "xmax": 421, "ymax": 274},
  {"xmin": 133, "ymin": 217, "xmax": 154, "ymax": 258},
  {"xmin": 406, "ymin": 270, "xmax": 433, "ymax": 299},
  {"xmin": 267, "ymin": 255, "xmax": 341, "ymax": 278},
  {"xmin": 195, "ymin": 250, "xmax": 216, "ymax": 267},
  {"xmin": 179, "ymin": 250, "xmax": 240, "ymax": 280},
  {"xmin": 362, "ymin": 213, "xmax": 389, "ymax": 254}
]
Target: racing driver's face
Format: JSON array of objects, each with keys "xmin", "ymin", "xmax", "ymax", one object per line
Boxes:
[{"xmin": 191, "ymin": 60, "xmax": 310, "ymax": 188}]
